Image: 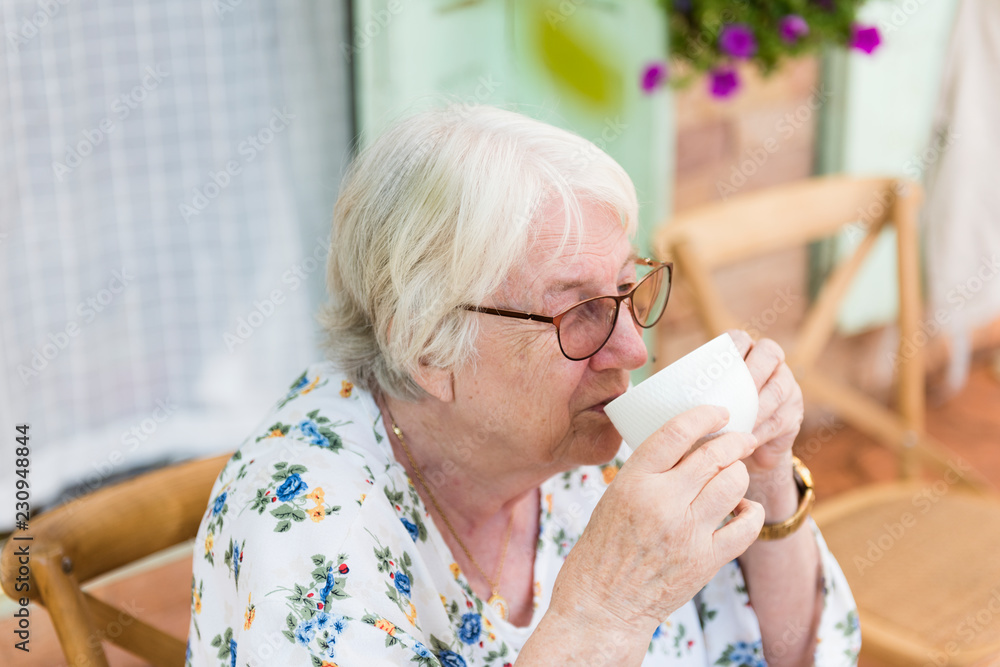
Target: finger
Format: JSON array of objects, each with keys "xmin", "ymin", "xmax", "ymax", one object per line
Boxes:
[
  {"xmin": 673, "ymin": 431, "xmax": 757, "ymax": 498},
  {"xmin": 690, "ymin": 459, "xmax": 750, "ymax": 524},
  {"xmin": 626, "ymin": 405, "xmax": 731, "ymax": 475},
  {"xmin": 727, "ymin": 328, "xmax": 753, "ymax": 358},
  {"xmin": 712, "ymin": 498, "xmax": 765, "ymax": 563},
  {"xmin": 753, "ymin": 363, "xmax": 797, "ymax": 429},
  {"xmin": 753, "ymin": 399, "xmax": 803, "ymax": 447},
  {"xmin": 744, "ymin": 337, "xmax": 785, "ymax": 393}
]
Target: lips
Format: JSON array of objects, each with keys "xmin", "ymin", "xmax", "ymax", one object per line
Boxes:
[{"xmin": 587, "ymin": 389, "xmax": 627, "ymax": 413}]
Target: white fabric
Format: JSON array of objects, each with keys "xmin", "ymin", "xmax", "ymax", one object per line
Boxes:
[
  {"xmin": 923, "ymin": 0, "xmax": 1000, "ymax": 389},
  {"xmin": 186, "ymin": 362, "xmax": 862, "ymax": 666},
  {"xmin": 0, "ymin": 1, "xmax": 351, "ymax": 527}
]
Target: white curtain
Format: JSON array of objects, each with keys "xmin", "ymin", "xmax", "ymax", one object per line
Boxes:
[
  {"xmin": 923, "ymin": 0, "xmax": 1000, "ymax": 390},
  {"xmin": 0, "ymin": 0, "xmax": 352, "ymax": 526}
]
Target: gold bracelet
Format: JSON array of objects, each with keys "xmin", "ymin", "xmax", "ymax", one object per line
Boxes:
[{"xmin": 757, "ymin": 456, "xmax": 815, "ymax": 541}]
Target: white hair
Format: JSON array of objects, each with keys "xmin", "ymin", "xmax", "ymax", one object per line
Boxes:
[{"xmin": 319, "ymin": 104, "xmax": 639, "ymax": 399}]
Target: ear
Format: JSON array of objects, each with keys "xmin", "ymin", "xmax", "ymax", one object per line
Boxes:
[{"xmin": 412, "ymin": 361, "xmax": 455, "ymax": 403}]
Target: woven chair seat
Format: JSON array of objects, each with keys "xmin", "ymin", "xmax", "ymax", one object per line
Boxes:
[{"xmin": 815, "ymin": 483, "xmax": 1000, "ymax": 665}]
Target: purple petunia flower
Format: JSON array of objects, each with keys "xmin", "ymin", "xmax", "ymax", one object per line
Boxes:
[
  {"xmin": 640, "ymin": 61, "xmax": 669, "ymax": 94},
  {"xmin": 709, "ymin": 67, "xmax": 740, "ymax": 99},
  {"xmin": 719, "ymin": 23, "xmax": 757, "ymax": 59},
  {"xmin": 779, "ymin": 15, "xmax": 810, "ymax": 44},
  {"xmin": 851, "ymin": 24, "xmax": 881, "ymax": 55}
]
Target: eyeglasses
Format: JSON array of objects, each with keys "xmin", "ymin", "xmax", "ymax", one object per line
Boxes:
[{"xmin": 463, "ymin": 258, "xmax": 673, "ymax": 361}]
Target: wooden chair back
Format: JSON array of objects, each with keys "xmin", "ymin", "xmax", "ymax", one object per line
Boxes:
[
  {"xmin": 0, "ymin": 453, "xmax": 231, "ymax": 667},
  {"xmin": 653, "ymin": 175, "xmax": 982, "ymax": 488}
]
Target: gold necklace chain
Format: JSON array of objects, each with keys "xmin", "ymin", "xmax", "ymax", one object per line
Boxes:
[{"xmin": 388, "ymin": 418, "xmax": 514, "ymax": 621}]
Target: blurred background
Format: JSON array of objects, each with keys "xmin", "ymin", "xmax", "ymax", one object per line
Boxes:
[{"xmin": 1, "ymin": 0, "xmax": 999, "ymax": 665}]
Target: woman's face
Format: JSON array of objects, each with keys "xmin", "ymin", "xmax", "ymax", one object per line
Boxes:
[{"xmin": 451, "ymin": 199, "xmax": 648, "ymax": 472}]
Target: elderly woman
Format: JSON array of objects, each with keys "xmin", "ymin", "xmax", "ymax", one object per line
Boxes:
[{"xmin": 187, "ymin": 106, "xmax": 860, "ymax": 667}]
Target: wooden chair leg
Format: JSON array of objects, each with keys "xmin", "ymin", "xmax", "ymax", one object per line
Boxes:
[
  {"xmin": 84, "ymin": 592, "xmax": 188, "ymax": 667},
  {"xmin": 32, "ymin": 546, "xmax": 110, "ymax": 667},
  {"xmin": 894, "ymin": 182, "xmax": 926, "ymax": 480}
]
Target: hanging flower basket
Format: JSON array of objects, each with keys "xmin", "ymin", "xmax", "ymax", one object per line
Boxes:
[{"xmin": 642, "ymin": 0, "xmax": 882, "ymax": 99}]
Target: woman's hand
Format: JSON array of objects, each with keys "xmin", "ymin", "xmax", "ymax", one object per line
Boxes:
[
  {"xmin": 727, "ymin": 330, "xmax": 803, "ymax": 471},
  {"xmin": 724, "ymin": 330, "xmax": 804, "ymax": 518},
  {"xmin": 540, "ymin": 406, "xmax": 765, "ymax": 651}
]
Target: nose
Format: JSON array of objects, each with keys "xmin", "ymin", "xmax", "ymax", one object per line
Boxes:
[{"xmin": 589, "ymin": 299, "xmax": 649, "ymax": 371}]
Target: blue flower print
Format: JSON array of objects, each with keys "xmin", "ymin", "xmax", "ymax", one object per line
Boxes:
[
  {"xmin": 232, "ymin": 542, "xmax": 241, "ymax": 583},
  {"xmin": 319, "ymin": 565, "xmax": 335, "ymax": 604},
  {"xmin": 728, "ymin": 639, "xmax": 765, "ymax": 667},
  {"xmin": 438, "ymin": 650, "xmax": 467, "ymax": 667},
  {"xmin": 328, "ymin": 614, "xmax": 347, "ymax": 635},
  {"xmin": 401, "ymin": 517, "xmax": 419, "ymax": 541},
  {"xmin": 413, "ymin": 642, "xmax": 432, "ymax": 658},
  {"xmin": 228, "ymin": 637, "xmax": 237, "ymax": 667},
  {"xmin": 212, "ymin": 491, "xmax": 227, "ymax": 515},
  {"xmin": 393, "ymin": 571, "xmax": 411, "ymax": 597},
  {"xmin": 458, "ymin": 612, "xmax": 481, "ymax": 644},
  {"xmin": 291, "ymin": 374, "xmax": 309, "ymax": 392},
  {"xmin": 298, "ymin": 419, "xmax": 329, "ymax": 447},
  {"xmin": 294, "ymin": 617, "xmax": 317, "ymax": 645},
  {"xmin": 276, "ymin": 473, "xmax": 307, "ymax": 502}
]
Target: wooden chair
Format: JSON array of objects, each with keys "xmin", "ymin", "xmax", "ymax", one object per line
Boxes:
[
  {"xmin": 0, "ymin": 453, "xmax": 232, "ymax": 667},
  {"xmin": 654, "ymin": 175, "xmax": 1000, "ymax": 665}
]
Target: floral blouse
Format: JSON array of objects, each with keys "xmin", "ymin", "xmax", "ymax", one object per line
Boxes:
[{"xmin": 186, "ymin": 362, "xmax": 861, "ymax": 667}]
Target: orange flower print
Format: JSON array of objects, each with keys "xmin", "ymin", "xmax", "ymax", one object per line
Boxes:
[
  {"xmin": 204, "ymin": 532, "xmax": 214, "ymax": 556},
  {"xmin": 244, "ymin": 594, "xmax": 256, "ymax": 630},
  {"xmin": 300, "ymin": 376, "xmax": 321, "ymax": 395},
  {"xmin": 268, "ymin": 428, "xmax": 284, "ymax": 438},
  {"xmin": 193, "ymin": 591, "xmax": 202, "ymax": 615},
  {"xmin": 545, "ymin": 493, "xmax": 553, "ymax": 514},
  {"xmin": 308, "ymin": 505, "xmax": 326, "ymax": 523},
  {"xmin": 321, "ymin": 662, "xmax": 340, "ymax": 667},
  {"xmin": 339, "ymin": 380, "xmax": 353, "ymax": 398},
  {"xmin": 602, "ymin": 464, "xmax": 619, "ymax": 485},
  {"xmin": 449, "ymin": 562, "xmax": 461, "ymax": 580},
  {"xmin": 374, "ymin": 618, "xmax": 396, "ymax": 636},
  {"xmin": 307, "ymin": 487, "xmax": 325, "ymax": 504},
  {"xmin": 359, "ymin": 493, "xmax": 367, "ymax": 503},
  {"xmin": 405, "ymin": 601, "xmax": 418, "ymax": 626},
  {"xmin": 440, "ymin": 595, "xmax": 448, "ymax": 608}
]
